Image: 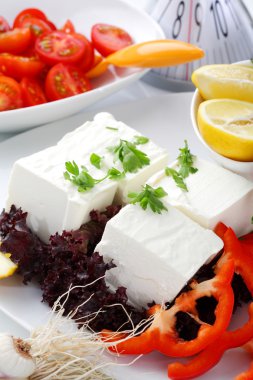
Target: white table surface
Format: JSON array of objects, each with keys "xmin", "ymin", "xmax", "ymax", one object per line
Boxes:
[{"xmin": 0, "ymin": 0, "xmax": 253, "ymax": 339}]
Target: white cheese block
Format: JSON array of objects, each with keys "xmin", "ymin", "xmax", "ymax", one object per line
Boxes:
[
  {"xmin": 58, "ymin": 112, "xmax": 169, "ymax": 204},
  {"xmin": 6, "ymin": 113, "xmax": 168, "ymax": 242},
  {"xmin": 147, "ymin": 158, "xmax": 253, "ymax": 236},
  {"xmin": 6, "ymin": 145, "xmax": 117, "ymax": 242},
  {"xmin": 95, "ymin": 204, "xmax": 223, "ymax": 308}
]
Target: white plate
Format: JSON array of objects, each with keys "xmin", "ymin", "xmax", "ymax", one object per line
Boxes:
[
  {"xmin": 0, "ymin": 0, "xmax": 164, "ymax": 133},
  {"xmin": 0, "ymin": 93, "xmax": 250, "ymax": 379}
]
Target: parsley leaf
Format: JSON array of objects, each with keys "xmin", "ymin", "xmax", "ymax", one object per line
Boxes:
[
  {"xmin": 64, "ymin": 161, "xmax": 97, "ymax": 192},
  {"xmin": 177, "ymin": 140, "xmax": 198, "ymax": 179},
  {"xmin": 106, "ymin": 126, "xmax": 118, "ymax": 131},
  {"xmin": 165, "ymin": 141, "xmax": 198, "ymax": 191},
  {"xmin": 107, "ymin": 167, "xmax": 125, "ymax": 180},
  {"xmin": 90, "ymin": 153, "xmax": 102, "ymax": 169},
  {"xmin": 134, "ymin": 135, "xmax": 149, "ymax": 145},
  {"xmin": 165, "ymin": 167, "xmax": 188, "ymax": 191},
  {"xmin": 251, "ymin": 216, "xmax": 253, "ymax": 224},
  {"xmin": 109, "ymin": 139, "xmax": 150, "ymax": 173},
  {"xmin": 128, "ymin": 184, "xmax": 168, "ymax": 214}
]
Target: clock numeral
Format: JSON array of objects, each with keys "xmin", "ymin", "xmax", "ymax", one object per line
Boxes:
[
  {"xmin": 210, "ymin": 0, "xmax": 228, "ymax": 39},
  {"xmin": 172, "ymin": 1, "xmax": 185, "ymax": 39},
  {"xmin": 194, "ymin": 2, "xmax": 202, "ymax": 42}
]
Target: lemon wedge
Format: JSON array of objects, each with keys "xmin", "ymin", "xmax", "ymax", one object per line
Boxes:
[
  {"xmin": 192, "ymin": 64, "xmax": 253, "ymax": 102},
  {"xmin": 197, "ymin": 99, "xmax": 253, "ymax": 161},
  {"xmin": 0, "ymin": 251, "xmax": 17, "ymax": 279}
]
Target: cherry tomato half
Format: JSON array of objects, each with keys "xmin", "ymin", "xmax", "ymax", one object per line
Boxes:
[
  {"xmin": 0, "ymin": 16, "xmax": 10, "ymax": 33},
  {"xmin": 20, "ymin": 77, "xmax": 47, "ymax": 107},
  {"xmin": 35, "ymin": 31, "xmax": 86, "ymax": 66},
  {"xmin": 91, "ymin": 23, "xmax": 133, "ymax": 57},
  {"xmin": 14, "ymin": 8, "xmax": 47, "ymax": 27},
  {"xmin": 14, "ymin": 8, "xmax": 57, "ymax": 31},
  {"xmin": 45, "ymin": 63, "xmax": 91, "ymax": 101},
  {"xmin": 73, "ymin": 33, "xmax": 94, "ymax": 72},
  {"xmin": 0, "ymin": 54, "xmax": 45, "ymax": 80},
  {"xmin": 0, "ymin": 76, "xmax": 23, "ymax": 111},
  {"xmin": 61, "ymin": 20, "xmax": 75, "ymax": 34},
  {"xmin": 0, "ymin": 28, "xmax": 32, "ymax": 54},
  {"xmin": 19, "ymin": 16, "xmax": 53, "ymax": 41}
]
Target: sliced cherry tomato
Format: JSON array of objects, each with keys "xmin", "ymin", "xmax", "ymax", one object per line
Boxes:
[
  {"xmin": 61, "ymin": 20, "xmax": 75, "ymax": 34},
  {"xmin": 0, "ymin": 54, "xmax": 45, "ymax": 80},
  {"xmin": 19, "ymin": 16, "xmax": 53, "ymax": 41},
  {"xmin": 91, "ymin": 23, "xmax": 133, "ymax": 57},
  {"xmin": 14, "ymin": 8, "xmax": 48, "ymax": 28},
  {"xmin": 0, "ymin": 16, "xmax": 10, "ymax": 33},
  {"xmin": 73, "ymin": 33, "xmax": 94, "ymax": 72},
  {"xmin": 0, "ymin": 28, "xmax": 32, "ymax": 54},
  {"xmin": 35, "ymin": 31, "xmax": 86, "ymax": 66},
  {"xmin": 20, "ymin": 77, "xmax": 47, "ymax": 107},
  {"xmin": 14, "ymin": 8, "xmax": 56, "ymax": 31},
  {"xmin": 45, "ymin": 63, "xmax": 91, "ymax": 101},
  {"xmin": 0, "ymin": 75, "xmax": 23, "ymax": 111}
]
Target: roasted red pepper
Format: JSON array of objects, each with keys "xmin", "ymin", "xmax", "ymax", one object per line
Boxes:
[
  {"xmin": 102, "ymin": 258, "xmax": 234, "ymax": 357},
  {"xmin": 168, "ymin": 303, "xmax": 253, "ymax": 379}
]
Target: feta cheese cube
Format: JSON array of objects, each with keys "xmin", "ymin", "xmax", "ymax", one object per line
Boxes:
[
  {"xmin": 6, "ymin": 113, "xmax": 168, "ymax": 242},
  {"xmin": 95, "ymin": 204, "xmax": 223, "ymax": 308},
  {"xmin": 58, "ymin": 112, "xmax": 169, "ymax": 203},
  {"xmin": 147, "ymin": 158, "xmax": 253, "ymax": 235},
  {"xmin": 6, "ymin": 144, "xmax": 117, "ymax": 242}
]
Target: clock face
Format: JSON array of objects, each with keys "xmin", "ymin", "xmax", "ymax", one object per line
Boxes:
[{"xmin": 151, "ymin": 0, "xmax": 253, "ymax": 82}]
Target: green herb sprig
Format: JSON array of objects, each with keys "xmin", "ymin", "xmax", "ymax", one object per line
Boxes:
[
  {"xmin": 128, "ymin": 184, "xmax": 168, "ymax": 214},
  {"xmin": 64, "ymin": 161, "xmax": 125, "ymax": 192},
  {"xmin": 165, "ymin": 167, "xmax": 188, "ymax": 191},
  {"xmin": 108, "ymin": 139, "xmax": 150, "ymax": 173},
  {"xmin": 177, "ymin": 140, "xmax": 198, "ymax": 178},
  {"xmin": 64, "ymin": 161, "xmax": 99, "ymax": 192},
  {"xmin": 165, "ymin": 140, "xmax": 198, "ymax": 191}
]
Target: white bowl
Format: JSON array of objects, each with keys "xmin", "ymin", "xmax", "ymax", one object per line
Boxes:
[
  {"xmin": 0, "ymin": 0, "xmax": 164, "ymax": 133},
  {"xmin": 190, "ymin": 60, "xmax": 253, "ymax": 181}
]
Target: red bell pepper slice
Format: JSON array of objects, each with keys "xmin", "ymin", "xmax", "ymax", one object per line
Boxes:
[
  {"xmin": 168, "ymin": 303, "xmax": 253, "ymax": 379},
  {"xmin": 102, "ymin": 258, "xmax": 234, "ymax": 357},
  {"xmin": 168, "ymin": 226, "xmax": 253, "ymax": 379}
]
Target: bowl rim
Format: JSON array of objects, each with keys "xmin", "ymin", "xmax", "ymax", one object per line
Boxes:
[{"xmin": 190, "ymin": 59, "xmax": 253, "ymax": 167}]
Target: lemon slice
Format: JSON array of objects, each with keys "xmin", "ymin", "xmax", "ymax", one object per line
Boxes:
[
  {"xmin": 197, "ymin": 99, "xmax": 253, "ymax": 161},
  {"xmin": 0, "ymin": 251, "xmax": 17, "ymax": 279},
  {"xmin": 192, "ymin": 64, "xmax": 253, "ymax": 102}
]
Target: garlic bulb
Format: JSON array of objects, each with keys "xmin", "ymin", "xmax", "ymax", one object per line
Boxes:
[{"xmin": 0, "ymin": 334, "xmax": 35, "ymax": 377}]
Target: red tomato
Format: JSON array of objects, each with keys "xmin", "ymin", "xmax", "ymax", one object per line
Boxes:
[
  {"xmin": 0, "ymin": 16, "xmax": 10, "ymax": 33},
  {"xmin": 0, "ymin": 28, "xmax": 32, "ymax": 54},
  {"xmin": 0, "ymin": 75, "xmax": 23, "ymax": 111},
  {"xmin": 0, "ymin": 54, "xmax": 45, "ymax": 80},
  {"xmin": 19, "ymin": 17, "xmax": 53, "ymax": 41},
  {"xmin": 14, "ymin": 8, "xmax": 48, "ymax": 27},
  {"xmin": 45, "ymin": 63, "xmax": 91, "ymax": 101},
  {"xmin": 14, "ymin": 8, "xmax": 56, "ymax": 31},
  {"xmin": 35, "ymin": 31, "xmax": 86, "ymax": 66},
  {"xmin": 73, "ymin": 33, "xmax": 94, "ymax": 72},
  {"xmin": 20, "ymin": 77, "xmax": 47, "ymax": 106},
  {"xmin": 61, "ymin": 20, "xmax": 75, "ymax": 34},
  {"xmin": 91, "ymin": 23, "xmax": 133, "ymax": 57}
]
